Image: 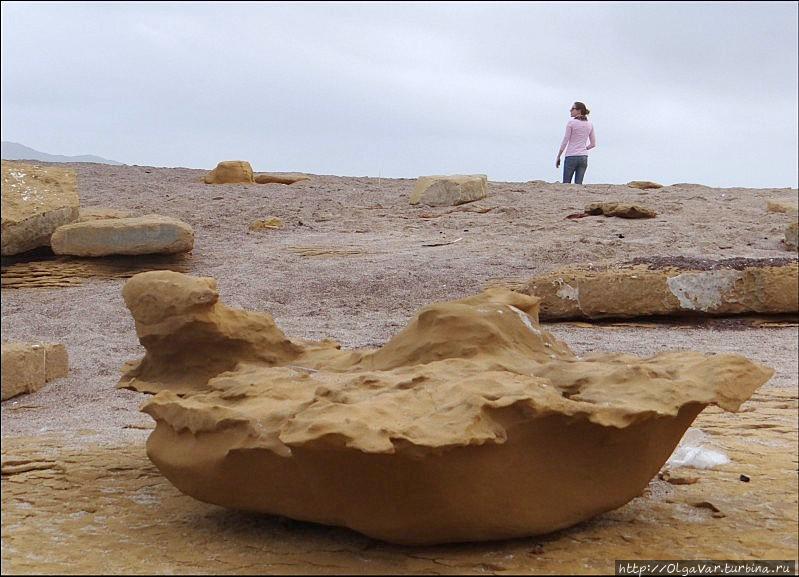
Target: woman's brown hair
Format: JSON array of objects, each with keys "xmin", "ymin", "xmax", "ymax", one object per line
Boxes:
[{"xmin": 573, "ymin": 101, "xmax": 590, "ymax": 121}]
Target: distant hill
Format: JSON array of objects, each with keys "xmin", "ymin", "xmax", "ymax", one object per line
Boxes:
[{"xmin": 1, "ymin": 141, "xmax": 124, "ymax": 165}]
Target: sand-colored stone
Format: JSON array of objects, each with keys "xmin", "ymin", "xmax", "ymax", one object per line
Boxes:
[
  {"xmin": 203, "ymin": 161, "xmax": 254, "ymax": 184},
  {"xmin": 248, "ymin": 217, "xmax": 284, "ymax": 231},
  {"xmin": 784, "ymin": 221, "xmax": 798, "ymax": 251},
  {"xmin": 253, "ymin": 173, "xmax": 310, "ymax": 185},
  {"xmin": 523, "ymin": 257, "xmax": 799, "ymax": 321},
  {"xmin": 409, "ymin": 174, "xmax": 487, "ymax": 207},
  {"xmin": 1, "ymin": 161, "xmax": 79, "ymax": 255},
  {"xmin": 1, "ymin": 342, "xmax": 68, "ymax": 401},
  {"xmin": 77, "ymin": 207, "xmax": 134, "ymax": 222},
  {"xmin": 585, "ymin": 202, "xmax": 657, "ymax": 219},
  {"xmin": 766, "ymin": 199, "xmax": 798, "ymax": 214},
  {"xmin": 50, "ymin": 215, "xmax": 194, "ymax": 257},
  {"xmin": 117, "ymin": 270, "xmax": 771, "ymax": 545},
  {"xmin": 627, "ymin": 181, "xmax": 663, "ymax": 189}
]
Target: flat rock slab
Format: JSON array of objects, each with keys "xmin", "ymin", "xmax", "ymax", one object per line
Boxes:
[
  {"xmin": 1, "ymin": 342, "xmax": 68, "ymax": 401},
  {"xmin": 254, "ymin": 173, "xmax": 310, "ymax": 185},
  {"xmin": 204, "ymin": 161, "xmax": 254, "ymax": 184},
  {"xmin": 524, "ymin": 257, "xmax": 798, "ymax": 320},
  {"xmin": 1, "ymin": 161, "xmax": 79, "ymax": 256},
  {"xmin": 51, "ymin": 215, "xmax": 194, "ymax": 256},
  {"xmin": 410, "ymin": 175, "xmax": 487, "ymax": 207},
  {"xmin": 585, "ymin": 202, "xmax": 657, "ymax": 219}
]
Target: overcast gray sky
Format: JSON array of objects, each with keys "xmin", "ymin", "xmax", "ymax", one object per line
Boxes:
[{"xmin": 2, "ymin": 1, "xmax": 797, "ymax": 187}]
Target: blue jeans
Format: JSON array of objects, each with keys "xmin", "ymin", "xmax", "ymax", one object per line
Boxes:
[{"xmin": 563, "ymin": 155, "xmax": 588, "ymax": 184}]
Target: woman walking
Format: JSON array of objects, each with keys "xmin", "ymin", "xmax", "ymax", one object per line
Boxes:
[{"xmin": 556, "ymin": 102, "xmax": 596, "ymax": 184}]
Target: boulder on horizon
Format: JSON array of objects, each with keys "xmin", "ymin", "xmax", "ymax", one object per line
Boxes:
[
  {"xmin": 204, "ymin": 161, "xmax": 254, "ymax": 184},
  {"xmin": 254, "ymin": 173, "xmax": 310, "ymax": 185},
  {"xmin": 410, "ymin": 174, "xmax": 487, "ymax": 207},
  {"xmin": 627, "ymin": 181, "xmax": 663, "ymax": 189}
]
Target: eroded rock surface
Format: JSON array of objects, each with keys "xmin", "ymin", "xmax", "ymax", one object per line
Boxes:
[
  {"xmin": 1, "ymin": 342, "xmax": 68, "ymax": 401},
  {"xmin": 524, "ymin": 257, "xmax": 798, "ymax": 321},
  {"xmin": 409, "ymin": 175, "xmax": 487, "ymax": 207},
  {"xmin": 203, "ymin": 161, "xmax": 254, "ymax": 184},
  {"xmin": 51, "ymin": 215, "xmax": 194, "ymax": 256},
  {"xmin": 118, "ymin": 271, "xmax": 772, "ymax": 545},
  {"xmin": 1, "ymin": 161, "xmax": 80, "ymax": 255}
]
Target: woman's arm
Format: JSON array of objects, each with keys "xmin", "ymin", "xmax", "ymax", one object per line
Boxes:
[
  {"xmin": 586, "ymin": 125, "xmax": 596, "ymax": 150},
  {"xmin": 556, "ymin": 123, "xmax": 572, "ymax": 167}
]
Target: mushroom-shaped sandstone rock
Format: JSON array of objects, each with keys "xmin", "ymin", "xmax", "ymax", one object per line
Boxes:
[
  {"xmin": 119, "ymin": 271, "xmax": 772, "ymax": 545},
  {"xmin": 203, "ymin": 161, "xmax": 254, "ymax": 184}
]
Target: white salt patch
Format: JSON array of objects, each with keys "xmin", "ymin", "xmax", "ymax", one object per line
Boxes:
[
  {"xmin": 556, "ymin": 283, "xmax": 579, "ymax": 301},
  {"xmin": 667, "ymin": 428, "xmax": 730, "ymax": 469},
  {"xmin": 508, "ymin": 305, "xmax": 539, "ymax": 334}
]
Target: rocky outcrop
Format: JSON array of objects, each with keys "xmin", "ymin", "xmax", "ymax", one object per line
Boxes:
[
  {"xmin": 51, "ymin": 215, "xmax": 194, "ymax": 256},
  {"xmin": 118, "ymin": 271, "xmax": 772, "ymax": 545},
  {"xmin": 585, "ymin": 202, "xmax": 657, "ymax": 219},
  {"xmin": 254, "ymin": 173, "xmax": 310, "ymax": 185},
  {"xmin": 409, "ymin": 175, "xmax": 487, "ymax": 207},
  {"xmin": 203, "ymin": 161, "xmax": 254, "ymax": 184},
  {"xmin": 1, "ymin": 162, "xmax": 79, "ymax": 255},
  {"xmin": 523, "ymin": 257, "xmax": 798, "ymax": 320},
  {"xmin": 627, "ymin": 181, "xmax": 663, "ymax": 189},
  {"xmin": 1, "ymin": 342, "xmax": 68, "ymax": 401}
]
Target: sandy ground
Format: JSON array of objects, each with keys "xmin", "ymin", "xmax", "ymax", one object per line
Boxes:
[{"xmin": 1, "ymin": 163, "xmax": 797, "ymax": 574}]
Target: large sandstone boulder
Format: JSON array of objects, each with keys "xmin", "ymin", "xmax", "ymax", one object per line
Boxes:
[
  {"xmin": 409, "ymin": 175, "xmax": 487, "ymax": 207},
  {"xmin": 627, "ymin": 181, "xmax": 663, "ymax": 190},
  {"xmin": 254, "ymin": 173, "xmax": 310, "ymax": 185},
  {"xmin": 118, "ymin": 271, "xmax": 771, "ymax": 545},
  {"xmin": 51, "ymin": 215, "xmax": 194, "ymax": 256},
  {"xmin": 585, "ymin": 202, "xmax": 657, "ymax": 219},
  {"xmin": 1, "ymin": 342, "xmax": 68, "ymax": 401},
  {"xmin": 523, "ymin": 257, "xmax": 798, "ymax": 320},
  {"xmin": 1, "ymin": 162, "xmax": 79, "ymax": 255},
  {"xmin": 203, "ymin": 161, "xmax": 254, "ymax": 184}
]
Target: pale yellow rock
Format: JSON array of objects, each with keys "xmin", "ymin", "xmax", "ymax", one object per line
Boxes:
[
  {"xmin": 766, "ymin": 200, "xmax": 798, "ymax": 214},
  {"xmin": 254, "ymin": 173, "xmax": 310, "ymax": 185},
  {"xmin": 627, "ymin": 181, "xmax": 663, "ymax": 189},
  {"xmin": 78, "ymin": 207, "xmax": 134, "ymax": 222},
  {"xmin": 523, "ymin": 257, "xmax": 799, "ymax": 320},
  {"xmin": 51, "ymin": 215, "xmax": 194, "ymax": 256},
  {"xmin": 118, "ymin": 271, "xmax": 772, "ymax": 545},
  {"xmin": 785, "ymin": 221, "xmax": 798, "ymax": 251},
  {"xmin": 1, "ymin": 161, "xmax": 79, "ymax": 255},
  {"xmin": 248, "ymin": 217, "xmax": 284, "ymax": 231},
  {"xmin": 1, "ymin": 342, "xmax": 69, "ymax": 401},
  {"xmin": 409, "ymin": 175, "xmax": 487, "ymax": 207},
  {"xmin": 203, "ymin": 161, "xmax": 254, "ymax": 184}
]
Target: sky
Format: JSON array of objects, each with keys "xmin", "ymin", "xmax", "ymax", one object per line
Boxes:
[{"xmin": 1, "ymin": 1, "xmax": 797, "ymax": 188}]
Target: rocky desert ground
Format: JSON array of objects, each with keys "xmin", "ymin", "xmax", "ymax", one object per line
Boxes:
[{"xmin": 1, "ymin": 162, "xmax": 797, "ymax": 574}]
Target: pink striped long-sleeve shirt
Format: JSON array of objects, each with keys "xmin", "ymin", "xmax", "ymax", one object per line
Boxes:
[{"xmin": 560, "ymin": 119, "xmax": 596, "ymax": 157}]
